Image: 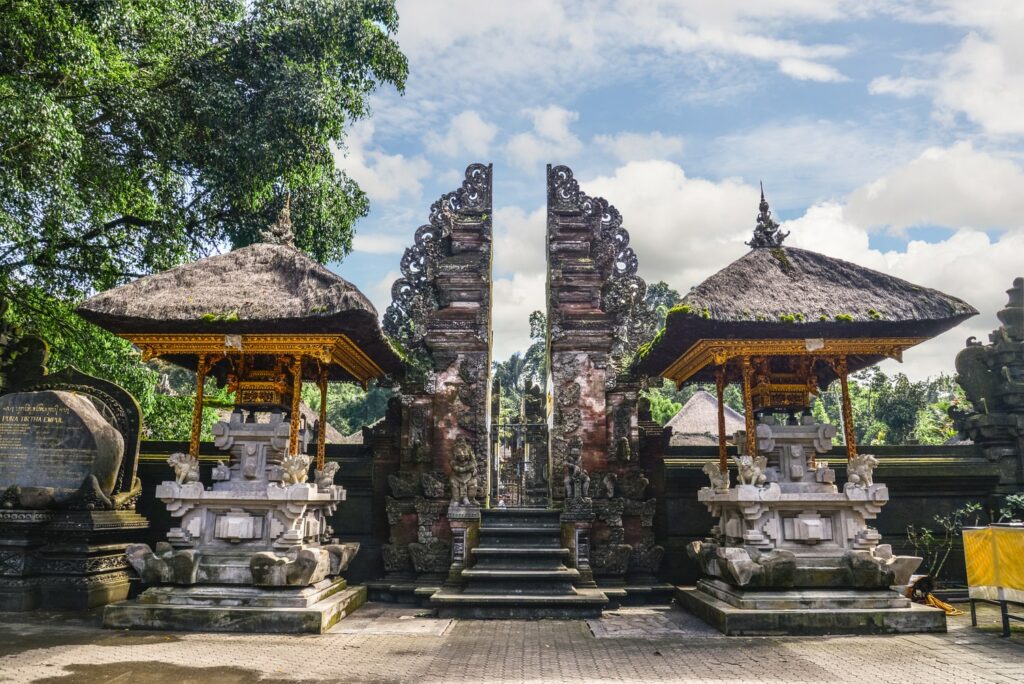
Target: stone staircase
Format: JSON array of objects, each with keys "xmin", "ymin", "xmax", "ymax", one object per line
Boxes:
[{"xmin": 430, "ymin": 508, "xmax": 608, "ymax": 619}]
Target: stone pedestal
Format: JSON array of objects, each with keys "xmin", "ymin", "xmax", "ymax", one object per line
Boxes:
[
  {"xmin": 0, "ymin": 509, "xmax": 148, "ymax": 611},
  {"xmin": 104, "ymin": 411, "xmax": 362, "ymax": 633},
  {"xmin": 684, "ymin": 417, "xmax": 946, "ymax": 634},
  {"xmin": 445, "ymin": 503, "xmax": 480, "ymax": 586},
  {"xmin": 561, "ymin": 499, "xmax": 596, "ymax": 588}
]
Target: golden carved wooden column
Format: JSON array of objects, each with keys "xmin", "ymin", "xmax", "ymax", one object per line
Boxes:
[
  {"xmin": 289, "ymin": 355, "xmax": 303, "ymax": 457},
  {"xmin": 715, "ymin": 366, "xmax": 728, "ymax": 472},
  {"xmin": 835, "ymin": 355, "xmax": 857, "ymax": 460},
  {"xmin": 189, "ymin": 355, "xmax": 211, "ymax": 457},
  {"xmin": 316, "ymin": 366, "xmax": 328, "ymax": 471},
  {"xmin": 740, "ymin": 356, "xmax": 757, "ymax": 458}
]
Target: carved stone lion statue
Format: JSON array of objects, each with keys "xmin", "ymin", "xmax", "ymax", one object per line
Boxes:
[
  {"xmin": 449, "ymin": 437, "xmax": 478, "ymax": 505},
  {"xmin": 280, "ymin": 454, "xmax": 310, "ymax": 485},
  {"xmin": 847, "ymin": 453, "xmax": 879, "ymax": 488},
  {"xmin": 702, "ymin": 462, "xmax": 730, "ymax": 490},
  {"xmin": 167, "ymin": 452, "xmax": 200, "ymax": 485},
  {"xmin": 314, "ymin": 461, "xmax": 339, "ymax": 489},
  {"xmin": 733, "ymin": 453, "xmax": 767, "ymax": 486}
]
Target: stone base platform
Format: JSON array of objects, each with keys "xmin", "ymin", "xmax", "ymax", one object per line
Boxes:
[
  {"xmin": 0, "ymin": 509, "xmax": 148, "ymax": 612},
  {"xmin": 431, "ymin": 588, "xmax": 609, "ymax": 619},
  {"xmin": 677, "ymin": 581, "xmax": 947, "ymax": 636},
  {"xmin": 102, "ymin": 578, "xmax": 366, "ymax": 633}
]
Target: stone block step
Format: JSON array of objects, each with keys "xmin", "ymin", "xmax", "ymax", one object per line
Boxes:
[
  {"xmin": 471, "ymin": 547, "xmax": 570, "ymax": 558},
  {"xmin": 431, "ymin": 589, "xmax": 609, "ymax": 619},
  {"xmin": 460, "ymin": 568, "xmax": 579, "ymax": 582},
  {"xmin": 478, "ymin": 525, "xmax": 560, "ymax": 535}
]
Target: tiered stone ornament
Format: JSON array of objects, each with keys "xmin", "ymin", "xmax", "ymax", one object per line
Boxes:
[
  {"xmin": 955, "ymin": 277, "xmax": 1024, "ymax": 491},
  {"xmin": 77, "ymin": 228, "xmax": 402, "ymax": 633},
  {"xmin": 636, "ymin": 188, "xmax": 977, "ymax": 635}
]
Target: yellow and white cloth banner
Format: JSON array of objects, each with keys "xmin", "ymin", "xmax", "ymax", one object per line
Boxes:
[{"xmin": 964, "ymin": 526, "xmax": 1024, "ymax": 604}]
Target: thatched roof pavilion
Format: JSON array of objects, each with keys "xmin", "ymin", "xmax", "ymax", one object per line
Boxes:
[
  {"xmin": 78, "ymin": 242, "xmax": 401, "ymax": 382},
  {"xmin": 636, "ymin": 244, "xmax": 976, "ymax": 384},
  {"xmin": 635, "ymin": 188, "xmax": 977, "ymax": 469},
  {"xmin": 78, "ymin": 237, "xmax": 402, "ymax": 466}
]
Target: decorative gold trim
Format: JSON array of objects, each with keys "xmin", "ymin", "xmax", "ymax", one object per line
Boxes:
[
  {"xmin": 123, "ymin": 333, "xmax": 385, "ymax": 386},
  {"xmin": 317, "ymin": 366, "xmax": 328, "ymax": 471},
  {"xmin": 288, "ymin": 356, "xmax": 303, "ymax": 456},
  {"xmin": 714, "ymin": 366, "xmax": 728, "ymax": 473},
  {"xmin": 832, "ymin": 356, "xmax": 857, "ymax": 461},
  {"xmin": 663, "ymin": 337, "xmax": 923, "ymax": 386},
  {"xmin": 740, "ymin": 357, "xmax": 756, "ymax": 458},
  {"xmin": 189, "ymin": 355, "xmax": 212, "ymax": 457}
]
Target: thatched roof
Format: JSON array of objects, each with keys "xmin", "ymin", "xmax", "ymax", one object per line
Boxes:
[
  {"xmin": 636, "ymin": 244, "xmax": 976, "ymax": 380},
  {"xmin": 666, "ymin": 390, "xmax": 744, "ymax": 446},
  {"xmin": 77, "ymin": 243, "xmax": 402, "ymax": 378}
]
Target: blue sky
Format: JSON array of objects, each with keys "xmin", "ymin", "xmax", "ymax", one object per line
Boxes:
[{"xmin": 333, "ymin": 1, "xmax": 1024, "ymax": 379}]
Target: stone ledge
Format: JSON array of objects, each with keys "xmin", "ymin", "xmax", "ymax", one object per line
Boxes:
[
  {"xmin": 102, "ymin": 584, "xmax": 366, "ymax": 633},
  {"xmin": 676, "ymin": 585, "xmax": 946, "ymax": 636}
]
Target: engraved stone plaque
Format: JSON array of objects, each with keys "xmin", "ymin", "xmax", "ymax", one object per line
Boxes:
[{"xmin": 0, "ymin": 390, "xmax": 124, "ymax": 507}]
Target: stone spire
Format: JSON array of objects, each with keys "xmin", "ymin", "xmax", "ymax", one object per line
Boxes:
[
  {"xmin": 746, "ymin": 182, "xmax": 789, "ymax": 248},
  {"xmin": 260, "ymin": 194, "xmax": 296, "ymax": 247}
]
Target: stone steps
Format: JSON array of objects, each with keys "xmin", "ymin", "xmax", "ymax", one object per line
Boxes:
[{"xmin": 430, "ymin": 508, "xmax": 608, "ymax": 619}]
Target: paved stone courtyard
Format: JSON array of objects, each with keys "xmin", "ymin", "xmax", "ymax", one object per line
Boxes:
[{"xmin": 0, "ymin": 602, "xmax": 1021, "ymax": 683}]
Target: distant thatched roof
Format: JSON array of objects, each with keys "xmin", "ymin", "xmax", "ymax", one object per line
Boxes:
[
  {"xmin": 666, "ymin": 390, "xmax": 744, "ymax": 446},
  {"xmin": 298, "ymin": 402, "xmax": 345, "ymax": 443},
  {"xmin": 77, "ymin": 243, "xmax": 402, "ymax": 378},
  {"xmin": 636, "ymin": 245, "xmax": 976, "ymax": 380}
]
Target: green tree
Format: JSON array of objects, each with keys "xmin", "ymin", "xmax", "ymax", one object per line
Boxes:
[
  {"xmin": 303, "ymin": 380, "xmax": 394, "ymax": 437},
  {"xmin": 1, "ymin": 0, "xmax": 405, "ymax": 306},
  {"xmin": 644, "ymin": 281, "xmax": 680, "ymax": 331},
  {"xmin": 1, "ymin": 0, "xmax": 407, "ymax": 437}
]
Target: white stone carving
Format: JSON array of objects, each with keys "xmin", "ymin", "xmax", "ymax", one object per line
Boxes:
[
  {"xmin": 847, "ymin": 453, "xmax": 878, "ymax": 488},
  {"xmin": 703, "ymin": 462, "xmax": 731, "ymax": 490}
]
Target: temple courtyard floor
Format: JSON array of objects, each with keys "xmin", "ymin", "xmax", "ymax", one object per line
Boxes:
[{"xmin": 0, "ymin": 601, "xmax": 1021, "ymax": 683}]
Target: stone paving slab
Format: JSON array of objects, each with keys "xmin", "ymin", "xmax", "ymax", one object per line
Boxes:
[
  {"xmin": 588, "ymin": 606, "xmax": 722, "ymax": 638},
  {"xmin": 0, "ymin": 602, "xmax": 1020, "ymax": 683},
  {"xmin": 327, "ymin": 605, "xmax": 452, "ymax": 636}
]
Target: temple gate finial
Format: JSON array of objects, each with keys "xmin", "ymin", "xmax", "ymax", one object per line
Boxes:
[{"xmin": 746, "ymin": 182, "xmax": 789, "ymax": 248}]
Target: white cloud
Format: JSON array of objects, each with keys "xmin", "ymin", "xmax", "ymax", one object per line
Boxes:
[
  {"xmin": 424, "ymin": 110, "xmax": 498, "ymax": 158},
  {"xmin": 582, "ymin": 160, "xmax": 759, "ymax": 288},
  {"xmin": 844, "ymin": 142, "xmax": 1024, "ymax": 233},
  {"xmin": 867, "ymin": 75, "xmax": 932, "ymax": 98},
  {"xmin": 368, "ymin": 269, "xmax": 401, "ymax": 316},
  {"xmin": 492, "ymin": 205, "xmax": 546, "ymax": 278},
  {"xmin": 874, "ymin": 2, "xmax": 1024, "ymax": 136},
  {"xmin": 492, "ymin": 273, "xmax": 547, "ymax": 361},
  {"xmin": 334, "ymin": 121, "xmax": 431, "ymax": 202},
  {"xmin": 505, "ymin": 106, "xmax": 583, "ymax": 171},
  {"xmin": 594, "ymin": 132, "xmax": 685, "ymax": 163},
  {"xmin": 778, "ymin": 57, "xmax": 848, "ymax": 82},
  {"xmin": 377, "ymin": 0, "xmax": 860, "ymax": 134},
  {"xmin": 351, "ymin": 233, "xmax": 408, "ymax": 255}
]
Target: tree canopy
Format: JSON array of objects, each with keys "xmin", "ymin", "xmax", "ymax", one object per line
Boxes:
[
  {"xmin": 0, "ymin": 0, "xmax": 407, "ymax": 440},
  {"xmin": 1, "ymin": 0, "xmax": 406, "ymax": 310}
]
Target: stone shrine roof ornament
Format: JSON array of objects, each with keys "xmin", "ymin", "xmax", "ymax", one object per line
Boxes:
[
  {"xmin": 745, "ymin": 183, "xmax": 789, "ymax": 248},
  {"xmin": 260, "ymin": 194, "xmax": 296, "ymax": 247}
]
